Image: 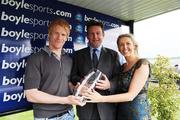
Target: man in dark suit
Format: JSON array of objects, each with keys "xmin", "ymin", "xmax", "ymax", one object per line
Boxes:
[{"xmin": 70, "ymin": 20, "xmax": 121, "ymax": 120}]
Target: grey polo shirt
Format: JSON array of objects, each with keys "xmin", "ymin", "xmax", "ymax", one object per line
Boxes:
[{"xmin": 24, "ymin": 46, "xmax": 72, "ymax": 118}]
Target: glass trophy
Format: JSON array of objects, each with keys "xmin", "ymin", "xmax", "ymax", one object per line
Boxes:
[{"xmin": 75, "ymin": 69, "xmax": 102, "ymax": 103}]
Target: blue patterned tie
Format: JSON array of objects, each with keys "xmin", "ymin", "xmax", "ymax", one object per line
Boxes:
[{"xmin": 93, "ymin": 49, "xmax": 98, "ymax": 68}]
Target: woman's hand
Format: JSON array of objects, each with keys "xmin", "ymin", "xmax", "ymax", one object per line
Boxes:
[
  {"xmin": 67, "ymin": 95, "xmax": 86, "ymax": 106},
  {"xmin": 83, "ymin": 89, "xmax": 103, "ymax": 103}
]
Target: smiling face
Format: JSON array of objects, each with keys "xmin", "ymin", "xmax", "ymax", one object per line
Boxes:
[
  {"xmin": 48, "ymin": 19, "xmax": 70, "ymax": 52},
  {"xmin": 117, "ymin": 34, "xmax": 138, "ymax": 57},
  {"xmin": 118, "ymin": 37, "xmax": 134, "ymax": 57},
  {"xmin": 48, "ymin": 25, "xmax": 69, "ymax": 51},
  {"xmin": 87, "ymin": 26, "xmax": 104, "ymax": 48}
]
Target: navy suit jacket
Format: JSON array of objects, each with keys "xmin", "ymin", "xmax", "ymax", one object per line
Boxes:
[{"xmin": 71, "ymin": 47, "xmax": 121, "ymax": 120}]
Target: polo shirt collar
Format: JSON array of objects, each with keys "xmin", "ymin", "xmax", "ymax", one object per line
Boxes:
[{"xmin": 42, "ymin": 46, "xmax": 66, "ymax": 56}]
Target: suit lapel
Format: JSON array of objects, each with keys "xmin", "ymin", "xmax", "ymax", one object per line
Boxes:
[
  {"xmin": 84, "ymin": 47, "xmax": 93, "ymax": 68},
  {"xmin": 98, "ymin": 47, "xmax": 107, "ymax": 69},
  {"xmin": 83, "ymin": 47, "xmax": 108, "ymax": 69}
]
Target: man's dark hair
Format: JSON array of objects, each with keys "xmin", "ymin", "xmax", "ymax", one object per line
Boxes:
[{"xmin": 86, "ymin": 20, "xmax": 104, "ymax": 33}]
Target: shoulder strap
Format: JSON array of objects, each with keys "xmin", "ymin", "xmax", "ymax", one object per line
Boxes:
[{"xmin": 132, "ymin": 58, "xmax": 151, "ymax": 78}]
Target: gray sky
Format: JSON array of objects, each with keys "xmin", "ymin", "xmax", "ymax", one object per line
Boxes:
[{"xmin": 134, "ymin": 9, "xmax": 180, "ymax": 58}]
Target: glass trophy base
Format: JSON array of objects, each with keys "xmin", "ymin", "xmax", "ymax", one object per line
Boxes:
[{"xmin": 75, "ymin": 70, "xmax": 102, "ymax": 102}]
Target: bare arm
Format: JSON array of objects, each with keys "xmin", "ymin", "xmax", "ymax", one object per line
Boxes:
[
  {"xmin": 25, "ymin": 89, "xmax": 83, "ymax": 106},
  {"xmin": 85, "ymin": 63, "xmax": 149, "ymax": 103}
]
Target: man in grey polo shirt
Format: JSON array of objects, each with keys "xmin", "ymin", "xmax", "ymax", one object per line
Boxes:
[{"xmin": 24, "ymin": 19, "xmax": 83, "ymax": 120}]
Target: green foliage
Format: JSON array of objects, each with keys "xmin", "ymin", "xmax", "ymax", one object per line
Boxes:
[{"xmin": 148, "ymin": 55, "xmax": 179, "ymax": 120}]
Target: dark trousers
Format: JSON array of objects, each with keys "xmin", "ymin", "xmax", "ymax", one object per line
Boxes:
[{"xmin": 79, "ymin": 104, "xmax": 100, "ymax": 120}]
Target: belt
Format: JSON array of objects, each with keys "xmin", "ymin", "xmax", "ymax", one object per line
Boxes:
[{"xmin": 48, "ymin": 111, "xmax": 68, "ymax": 119}]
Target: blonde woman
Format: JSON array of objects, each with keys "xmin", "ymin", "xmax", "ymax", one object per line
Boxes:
[{"xmin": 84, "ymin": 33, "xmax": 151, "ymax": 120}]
